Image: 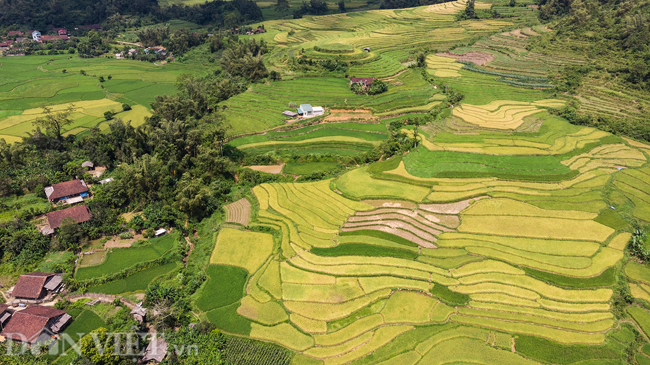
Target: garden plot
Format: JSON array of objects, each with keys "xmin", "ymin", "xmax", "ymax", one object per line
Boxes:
[{"xmin": 224, "ymin": 198, "xmax": 252, "ymax": 226}]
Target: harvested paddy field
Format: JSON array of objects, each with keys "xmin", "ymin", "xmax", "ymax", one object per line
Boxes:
[{"xmin": 224, "ymin": 198, "xmax": 252, "ymax": 226}]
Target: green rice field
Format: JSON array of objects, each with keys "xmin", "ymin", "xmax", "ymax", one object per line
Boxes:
[
  {"xmin": 75, "ymin": 234, "xmax": 176, "ymax": 280},
  {"xmin": 0, "ymin": 54, "xmax": 209, "ymax": 142}
]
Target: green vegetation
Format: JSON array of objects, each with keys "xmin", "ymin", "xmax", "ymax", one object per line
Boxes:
[
  {"xmin": 523, "ymin": 267, "xmax": 616, "ymax": 288},
  {"xmin": 430, "ymin": 284, "xmax": 470, "ymax": 306},
  {"xmin": 222, "ymin": 335, "xmax": 293, "ymax": 365},
  {"xmin": 62, "ymin": 310, "xmax": 106, "ymax": 343},
  {"xmin": 196, "ymin": 265, "xmax": 249, "ymax": 312},
  {"xmin": 339, "ymin": 230, "xmax": 420, "ymax": 248},
  {"xmin": 310, "ymin": 243, "xmax": 418, "ymax": 260},
  {"xmin": 3, "ymin": 0, "xmax": 650, "ymax": 363},
  {"xmin": 86, "ymin": 262, "xmax": 179, "ymax": 294},
  {"xmin": 403, "ymin": 149, "xmax": 577, "ymax": 181},
  {"xmin": 75, "ymin": 234, "xmax": 176, "ymax": 280}
]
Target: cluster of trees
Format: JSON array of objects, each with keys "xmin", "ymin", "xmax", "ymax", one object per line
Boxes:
[
  {"xmin": 535, "ymin": 0, "xmax": 650, "ymax": 91},
  {"xmin": 137, "ymin": 25, "xmax": 206, "ymax": 55},
  {"xmin": 350, "ymin": 79, "xmax": 389, "ymax": 95},
  {"xmin": 289, "ymin": 57, "xmax": 349, "ymax": 73},
  {"xmin": 0, "ymin": 40, "xmax": 275, "ymax": 269},
  {"xmin": 380, "ymin": 0, "xmax": 455, "ymax": 10},
  {"xmin": 293, "ymin": 0, "xmax": 329, "ymax": 18},
  {"xmin": 0, "ymin": 0, "xmax": 263, "ymax": 32},
  {"xmin": 551, "ymin": 103, "xmax": 650, "ymax": 143}
]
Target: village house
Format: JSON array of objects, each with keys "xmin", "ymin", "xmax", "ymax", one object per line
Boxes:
[
  {"xmin": 131, "ymin": 302, "xmax": 147, "ymax": 323},
  {"xmin": 81, "ymin": 161, "xmax": 94, "ymax": 170},
  {"xmin": 7, "ymin": 31, "xmax": 24, "ymax": 37},
  {"xmin": 31, "ymin": 30, "xmax": 41, "ymax": 41},
  {"xmin": 0, "ymin": 305, "xmax": 14, "ymax": 331},
  {"xmin": 296, "ymin": 104, "xmax": 325, "ymax": 118},
  {"xmin": 42, "ymin": 205, "xmax": 93, "ymax": 235},
  {"xmin": 10, "ymin": 273, "xmax": 63, "ymax": 301},
  {"xmin": 44, "ymin": 179, "xmax": 89, "ymax": 203},
  {"xmin": 0, "ymin": 306, "xmax": 71, "ymax": 344},
  {"xmin": 350, "ymin": 77, "xmax": 375, "ymax": 89},
  {"xmin": 0, "ymin": 40, "xmax": 13, "ymax": 51},
  {"xmin": 142, "ymin": 336, "xmax": 168, "ymax": 363}
]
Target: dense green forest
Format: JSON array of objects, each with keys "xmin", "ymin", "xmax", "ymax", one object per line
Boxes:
[{"xmin": 0, "ymin": 0, "xmax": 263, "ymax": 30}]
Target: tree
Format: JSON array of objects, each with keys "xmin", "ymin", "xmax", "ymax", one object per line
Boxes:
[
  {"xmin": 310, "ymin": 0, "xmax": 328, "ymax": 14},
  {"xmin": 33, "ymin": 105, "xmax": 73, "ymax": 139},
  {"xmin": 79, "ymin": 328, "xmax": 120, "ymax": 365},
  {"xmin": 338, "ymin": 0, "xmax": 346, "ymax": 12},
  {"xmin": 457, "ymin": 0, "xmax": 477, "ymax": 20},
  {"xmin": 276, "ymin": 0, "xmax": 290, "ymax": 16},
  {"xmin": 122, "ymin": 103, "xmax": 131, "ymax": 111},
  {"xmin": 417, "ymin": 53, "xmax": 426, "ymax": 67},
  {"xmin": 57, "ymin": 217, "xmax": 85, "ymax": 251},
  {"xmin": 104, "ymin": 111, "xmax": 115, "ymax": 120},
  {"xmin": 509, "ymin": 0, "xmax": 516, "ymax": 6}
]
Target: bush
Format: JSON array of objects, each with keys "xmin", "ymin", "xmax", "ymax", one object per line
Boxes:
[{"xmin": 119, "ymin": 231, "xmax": 134, "ymax": 239}]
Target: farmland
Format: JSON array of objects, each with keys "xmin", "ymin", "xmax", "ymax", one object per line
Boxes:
[
  {"xmin": 75, "ymin": 233, "xmax": 177, "ymax": 281},
  {"xmin": 2, "ymin": 0, "xmax": 649, "ymax": 362},
  {"xmin": 190, "ymin": 2, "xmax": 650, "ymax": 362},
  {"xmin": 0, "ymin": 54, "xmax": 208, "ymax": 142}
]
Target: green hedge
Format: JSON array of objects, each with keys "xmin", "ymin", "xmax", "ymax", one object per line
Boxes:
[
  {"xmin": 310, "ymin": 243, "xmax": 418, "ymax": 260},
  {"xmin": 339, "ymin": 230, "xmax": 419, "ymax": 247}
]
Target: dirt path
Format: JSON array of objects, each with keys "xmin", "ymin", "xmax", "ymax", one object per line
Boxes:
[
  {"xmin": 183, "ymin": 236, "xmax": 195, "ymax": 266},
  {"xmin": 66, "ymin": 293, "xmax": 138, "ymax": 309},
  {"xmin": 116, "ymin": 40, "xmax": 142, "ymax": 47}
]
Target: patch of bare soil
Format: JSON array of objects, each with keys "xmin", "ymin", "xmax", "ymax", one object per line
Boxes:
[
  {"xmin": 324, "ymin": 109, "xmax": 376, "ymax": 122},
  {"xmin": 90, "ymin": 166, "xmax": 107, "ymax": 178},
  {"xmin": 246, "ymin": 164, "xmax": 284, "ymax": 174},
  {"xmin": 224, "ymin": 198, "xmax": 252, "ymax": 226},
  {"xmin": 104, "ymin": 233, "xmax": 145, "ymax": 248},
  {"xmin": 436, "ymin": 51, "xmax": 495, "ymax": 66},
  {"xmin": 349, "ymin": 212, "xmax": 452, "ymax": 234},
  {"xmin": 341, "ymin": 224, "xmax": 437, "ymax": 248},
  {"xmin": 362, "ymin": 200, "xmax": 418, "ymax": 209},
  {"xmin": 419, "ymin": 197, "xmax": 485, "ymax": 214}
]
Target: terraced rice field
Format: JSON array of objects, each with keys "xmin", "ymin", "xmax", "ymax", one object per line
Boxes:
[
  {"xmin": 224, "ymin": 198, "xmax": 252, "ymax": 226},
  {"xmin": 197, "ymin": 2, "xmax": 650, "ymax": 363},
  {"xmin": 199, "ymin": 117, "xmax": 650, "ymax": 362}
]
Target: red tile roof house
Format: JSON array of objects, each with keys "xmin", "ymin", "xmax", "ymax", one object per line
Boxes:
[
  {"xmin": 44, "ymin": 179, "xmax": 89, "ymax": 203},
  {"xmin": 0, "ymin": 304, "xmax": 14, "ymax": 331},
  {"xmin": 1, "ymin": 306, "xmax": 71, "ymax": 344},
  {"xmin": 10, "ymin": 273, "xmax": 64, "ymax": 301},
  {"xmin": 349, "ymin": 77, "xmax": 375, "ymax": 88},
  {"xmin": 42, "ymin": 205, "xmax": 93, "ymax": 235}
]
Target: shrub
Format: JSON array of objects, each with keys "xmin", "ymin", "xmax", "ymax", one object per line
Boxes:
[{"xmin": 119, "ymin": 231, "xmax": 134, "ymax": 239}]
